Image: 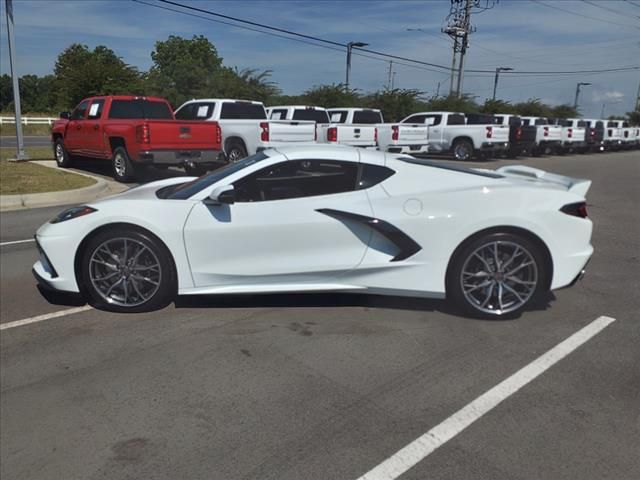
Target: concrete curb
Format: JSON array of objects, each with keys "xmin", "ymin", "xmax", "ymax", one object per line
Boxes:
[{"xmin": 0, "ymin": 161, "xmax": 125, "ymax": 211}]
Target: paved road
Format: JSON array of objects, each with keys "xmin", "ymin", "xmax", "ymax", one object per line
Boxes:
[
  {"xmin": 1, "ymin": 151, "xmax": 639, "ymax": 480},
  {"xmin": 0, "ymin": 135, "xmax": 51, "ymax": 148}
]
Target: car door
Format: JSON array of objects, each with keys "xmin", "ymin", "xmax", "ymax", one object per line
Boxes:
[
  {"xmin": 423, "ymin": 115, "xmax": 444, "ymax": 151},
  {"xmin": 183, "ymin": 156, "xmax": 373, "ymax": 288},
  {"xmin": 65, "ymin": 99, "xmax": 90, "ymax": 153},
  {"xmin": 83, "ymin": 98, "xmax": 105, "ymax": 157}
]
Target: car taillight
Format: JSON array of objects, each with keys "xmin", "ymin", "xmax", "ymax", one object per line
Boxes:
[
  {"xmin": 374, "ymin": 127, "xmax": 378, "ymax": 143},
  {"xmin": 216, "ymin": 124, "xmax": 222, "ymax": 145},
  {"xmin": 515, "ymin": 127, "xmax": 522, "ymax": 140},
  {"xmin": 136, "ymin": 124, "xmax": 150, "ymax": 144},
  {"xmin": 486, "ymin": 126, "xmax": 492, "ymax": 139},
  {"xmin": 260, "ymin": 122, "xmax": 269, "ymax": 142},
  {"xmin": 327, "ymin": 126, "xmax": 337, "ymax": 142},
  {"xmin": 561, "ymin": 202, "xmax": 588, "ymax": 218},
  {"xmin": 392, "ymin": 125, "xmax": 399, "ymax": 141},
  {"xmin": 543, "ymin": 126, "xmax": 549, "ymax": 137},
  {"xmin": 567, "ymin": 128, "xmax": 573, "ymax": 138}
]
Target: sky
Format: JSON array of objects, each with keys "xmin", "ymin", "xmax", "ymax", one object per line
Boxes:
[{"xmin": 0, "ymin": 0, "xmax": 639, "ymax": 117}]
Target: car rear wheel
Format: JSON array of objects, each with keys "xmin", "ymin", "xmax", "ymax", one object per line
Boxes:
[
  {"xmin": 54, "ymin": 139, "xmax": 73, "ymax": 168},
  {"xmin": 80, "ymin": 228, "xmax": 176, "ymax": 313},
  {"xmin": 447, "ymin": 232, "xmax": 548, "ymax": 318},
  {"xmin": 112, "ymin": 146, "xmax": 136, "ymax": 183},
  {"xmin": 452, "ymin": 139, "xmax": 473, "ymax": 161},
  {"xmin": 226, "ymin": 141, "xmax": 247, "ymax": 163}
]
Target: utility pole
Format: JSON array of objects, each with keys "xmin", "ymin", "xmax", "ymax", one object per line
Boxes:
[
  {"xmin": 387, "ymin": 61, "xmax": 393, "ymax": 89},
  {"xmin": 492, "ymin": 66, "xmax": 513, "ymax": 101},
  {"xmin": 442, "ymin": 1, "xmax": 496, "ymax": 97},
  {"xmin": 455, "ymin": 0, "xmax": 473, "ymax": 97},
  {"xmin": 436, "ymin": 81, "xmax": 441, "ymax": 98},
  {"xmin": 635, "ymin": 79, "xmax": 640, "ymax": 111},
  {"xmin": 5, "ymin": 0, "xmax": 28, "ymax": 161}
]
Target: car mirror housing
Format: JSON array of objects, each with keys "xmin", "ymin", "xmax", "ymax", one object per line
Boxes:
[
  {"xmin": 59, "ymin": 111, "xmax": 70, "ymax": 120},
  {"xmin": 205, "ymin": 185, "xmax": 235, "ymax": 205}
]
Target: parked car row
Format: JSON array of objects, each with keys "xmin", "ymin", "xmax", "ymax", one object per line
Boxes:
[{"xmin": 52, "ymin": 95, "xmax": 640, "ymax": 182}]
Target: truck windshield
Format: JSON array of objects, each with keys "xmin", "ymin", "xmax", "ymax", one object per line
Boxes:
[
  {"xmin": 108, "ymin": 100, "xmax": 173, "ymax": 119},
  {"xmin": 353, "ymin": 110, "xmax": 383, "ymax": 124},
  {"xmin": 158, "ymin": 152, "xmax": 270, "ymax": 200},
  {"xmin": 220, "ymin": 102, "xmax": 267, "ymax": 120},
  {"xmin": 292, "ymin": 109, "xmax": 330, "ymax": 123}
]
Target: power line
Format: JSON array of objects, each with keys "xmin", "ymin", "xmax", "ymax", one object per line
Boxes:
[
  {"xmin": 581, "ymin": 0, "xmax": 640, "ymax": 19},
  {"xmin": 135, "ymin": 0, "xmax": 640, "ymax": 77},
  {"xmin": 532, "ymin": 0, "xmax": 640, "ymax": 29}
]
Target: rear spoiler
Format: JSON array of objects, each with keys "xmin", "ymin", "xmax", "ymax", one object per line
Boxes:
[{"xmin": 496, "ymin": 165, "xmax": 591, "ymax": 197}]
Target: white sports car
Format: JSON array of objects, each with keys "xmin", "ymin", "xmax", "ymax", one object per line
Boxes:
[{"xmin": 34, "ymin": 145, "xmax": 593, "ymax": 318}]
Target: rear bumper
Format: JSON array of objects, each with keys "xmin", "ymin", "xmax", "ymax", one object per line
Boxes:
[
  {"xmin": 551, "ymin": 245, "xmax": 593, "ymax": 290},
  {"xmin": 561, "ymin": 140, "xmax": 586, "ymax": 148},
  {"xmin": 480, "ymin": 142, "xmax": 509, "ymax": 151},
  {"xmin": 386, "ymin": 144, "xmax": 429, "ymax": 154},
  {"xmin": 137, "ymin": 149, "xmax": 224, "ymax": 166}
]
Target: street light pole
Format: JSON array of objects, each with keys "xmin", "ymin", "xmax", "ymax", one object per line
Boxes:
[
  {"xmin": 492, "ymin": 67, "xmax": 513, "ymax": 101},
  {"xmin": 345, "ymin": 41, "xmax": 368, "ymax": 91},
  {"xmin": 574, "ymin": 82, "xmax": 592, "ymax": 110},
  {"xmin": 5, "ymin": 0, "xmax": 28, "ymax": 161}
]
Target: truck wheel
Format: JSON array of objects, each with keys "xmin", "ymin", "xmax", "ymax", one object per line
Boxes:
[
  {"xmin": 452, "ymin": 139, "xmax": 473, "ymax": 161},
  {"xmin": 54, "ymin": 139, "xmax": 73, "ymax": 168},
  {"xmin": 226, "ymin": 141, "xmax": 247, "ymax": 163},
  {"xmin": 112, "ymin": 146, "xmax": 136, "ymax": 183}
]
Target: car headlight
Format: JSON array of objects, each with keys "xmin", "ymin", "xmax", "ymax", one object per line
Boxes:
[{"xmin": 50, "ymin": 206, "xmax": 97, "ymax": 224}]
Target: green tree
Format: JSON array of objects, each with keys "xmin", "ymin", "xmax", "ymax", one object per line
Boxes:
[
  {"xmin": 0, "ymin": 74, "xmax": 13, "ymax": 112},
  {"xmin": 480, "ymin": 99, "xmax": 516, "ymax": 115},
  {"xmin": 54, "ymin": 44, "xmax": 142, "ymax": 108},
  {"xmin": 363, "ymin": 87, "xmax": 425, "ymax": 122},
  {"xmin": 300, "ymin": 84, "xmax": 360, "ymax": 108},
  {"xmin": 147, "ymin": 35, "xmax": 223, "ymax": 107},
  {"xmin": 425, "ymin": 94, "xmax": 480, "ymax": 113},
  {"xmin": 549, "ymin": 104, "xmax": 578, "ymax": 119},
  {"xmin": 626, "ymin": 109, "xmax": 640, "ymax": 125},
  {"xmin": 513, "ymin": 98, "xmax": 552, "ymax": 117}
]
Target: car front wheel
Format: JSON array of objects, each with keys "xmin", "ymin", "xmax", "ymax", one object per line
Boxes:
[
  {"xmin": 452, "ymin": 139, "xmax": 473, "ymax": 161},
  {"xmin": 80, "ymin": 228, "xmax": 176, "ymax": 313},
  {"xmin": 447, "ymin": 232, "xmax": 549, "ymax": 318},
  {"xmin": 54, "ymin": 139, "xmax": 73, "ymax": 167}
]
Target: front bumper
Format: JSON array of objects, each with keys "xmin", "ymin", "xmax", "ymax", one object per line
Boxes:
[
  {"xmin": 33, "ymin": 235, "xmax": 80, "ymax": 293},
  {"xmin": 137, "ymin": 149, "xmax": 224, "ymax": 166}
]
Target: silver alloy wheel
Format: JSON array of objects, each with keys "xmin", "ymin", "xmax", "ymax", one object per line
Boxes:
[
  {"xmin": 454, "ymin": 143, "xmax": 471, "ymax": 160},
  {"xmin": 55, "ymin": 143, "xmax": 65, "ymax": 164},
  {"xmin": 113, "ymin": 152, "xmax": 127, "ymax": 177},
  {"xmin": 89, "ymin": 237, "xmax": 162, "ymax": 307},
  {"xmin": 460, "ymin": 240, "xmax": 538, "ymax": 315},
  {"xmin": 227, "ymin": 148, "xmax": 243, "ymax": 163}
]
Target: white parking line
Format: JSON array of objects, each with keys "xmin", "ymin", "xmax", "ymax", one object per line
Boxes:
[
  {"xmin": 0, "ymin": 238, "xmax": 36, "ymax": 247},
  {"xmin": 356, "ymin": 315, "xmax": 616, "ymax": 480},
  {"xmin": 0, "ymin": 305, "xmax": 93, "ymax": 331}
]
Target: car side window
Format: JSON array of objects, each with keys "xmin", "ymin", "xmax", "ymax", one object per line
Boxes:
[
  {"xmin": 403, "ymin": 114, "xmax": 426, "ymax": 124},
  {"xmin": 447, "ymin": 114, "xmax": 465, "ymax": 125},
  {"xmin": 269, "ymin": 109, "xmax": 287, "ymax": 120},
  {"xmin": 234, "ymin": 160, "xmax": 358, "ymax": 202},
  {"xmin": 87, "ymin": 99, "xmax": 105, "ymax": 120},
  {"xmin": 425, "ymin": 115, "xmax": 442, "ymax": 126},
  {"xmin": 70, "ymin": 100, "xmax": 90, "ymax": 120},
  {"xmin": 358, "ymin": 164, "xmax": 395, "ymax": 189}
]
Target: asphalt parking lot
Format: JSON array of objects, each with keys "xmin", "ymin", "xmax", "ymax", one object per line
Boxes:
[{"xmin": 1, "ymin": 150, "xmax": 639, "ymax": 480}]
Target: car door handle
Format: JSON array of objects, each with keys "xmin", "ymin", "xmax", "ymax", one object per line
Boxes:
[
  {"xmin": 93, "ymin": 125, "xmax": 99, "ymax": 130},
  {"xmin": 75, "ymin": 125, "xmax": 82, "ymax": 130}
]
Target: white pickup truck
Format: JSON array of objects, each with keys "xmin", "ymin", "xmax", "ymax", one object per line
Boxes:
[
  {"xmin": 175, "ymin": 99, "xmax": 316, "ymax": 165},
  {"xmin": 549, "ymin": 118, "xmax": 587, "ymax": 154},
  {"xmin": 304, "ymin": 107, "xmax": 429, "ymax": 154},
  {"xmin": 520, "ymin": 116, "xmax": 562, "ymax": 156},
  {"xmin": 400, "ymin": 111, "xmax": 509, "ymax": 160},
  {"xmin": 605, "ymin": 120, "xmax": 628, "ymax": 151}
]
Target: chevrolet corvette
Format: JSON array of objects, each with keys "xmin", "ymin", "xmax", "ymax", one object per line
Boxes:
[{"xmin": 33, "ymin": 145, "xmax": 593, "ymax": 318}]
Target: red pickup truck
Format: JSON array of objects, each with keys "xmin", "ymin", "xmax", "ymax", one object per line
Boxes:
[{"xmin": 51, "ymin": 95, "xmax": 222, "ymax": 182}]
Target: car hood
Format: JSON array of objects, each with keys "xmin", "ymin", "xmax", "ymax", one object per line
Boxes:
[{"xmin": 96, "ymin": 176, "xmax": 196, "ymax": 203}]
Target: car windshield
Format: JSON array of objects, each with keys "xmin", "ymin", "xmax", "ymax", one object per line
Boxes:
[{"xmin": 158, "ymin": 152, "xmax": 270, "ymax": 199}]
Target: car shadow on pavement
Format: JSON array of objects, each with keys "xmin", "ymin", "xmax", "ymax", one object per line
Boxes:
[
  {"xmin": 37, "ymin": 285, "xmax": 87, "ymax": 307},
  {"xmin": 174, "ymin": 291, "xmax": 556, "ymax": 320},
  {"xmin": 69, "ymin": 157, "xmax": 187, "ymax": 183}
]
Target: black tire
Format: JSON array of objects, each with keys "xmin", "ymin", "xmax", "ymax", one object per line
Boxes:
[
  {"xmin": 111, "ymin": 146, "xmax": 136, "ymax": 183},
  {"xmin": 452, "ymin": 139, "xmax": 473, "ymax": 161},
  {"xmin": 446, "ymin": 232, "xmax": 549, "ymax": 319},
  {"xmin": 184, "ymin": 164, "xmax": 207, "ymax": 177},
  {"xmin": 53, "ymin": 138, "xmax": 73, "ymax": 168},
  {"xmin": 225, "ymin": 141, "xmax": 248, "ymax": 163},
  {"xmin": 80, "ymin": 227, "xmax": 176, "ymax": 313}
]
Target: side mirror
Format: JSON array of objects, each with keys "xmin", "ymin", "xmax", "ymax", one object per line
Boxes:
[
  {"xmin": 59, "ymin": 111, "xmax": 70, "ymax": 120},
  {"xmin": 204, "ymin": 185, "xmax": 235, "ymax": 205}
]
